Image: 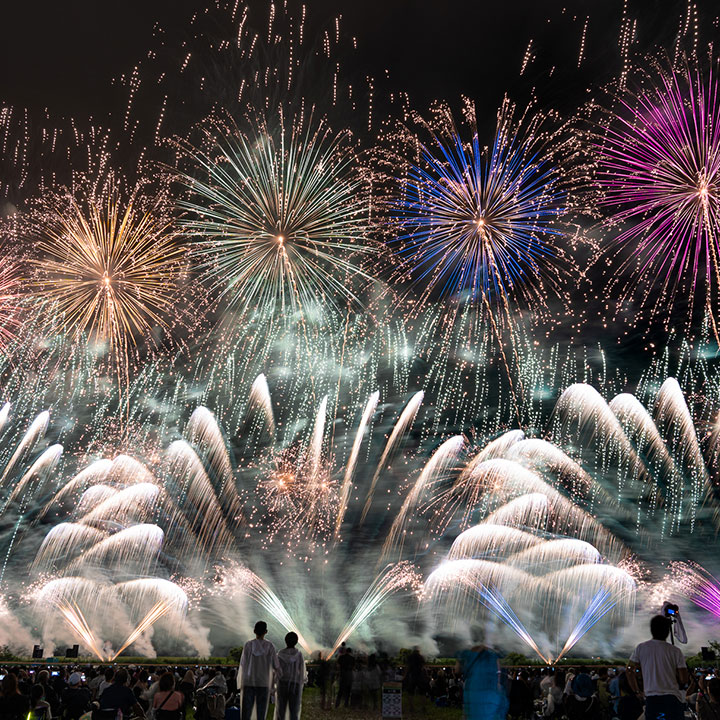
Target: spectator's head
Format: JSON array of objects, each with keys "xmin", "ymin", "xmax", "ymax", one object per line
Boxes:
[
  {"xmin": 708, "ymin": 678, "xmax": 720, "ymax": 703},
  {"xmin": 104, "ymin": 667, "xmax": 115, "ymax": 682},
  {"xmin": 572, "ymin": 673, "xmax": 594, "ymax": 699},
  {"xmin": 68, "ymin": 673, "xmax": 82, "ymax": 687},
  {"xmin": 30, "ymin": 684, "xmax": 45, "ymax": 705},
  {"xmin": 2, "ymin": 673, "xmax": 19, "ymax": 696},
  {"xmin": 650, "ymin": 615, "xmax": 672, "ymax": 640},
  {"xmin": 113, "ymin": 669, "xmax": 129, "ymax": 687},
  {"xmin": 284, "ymin": 632, "xmax": 298, "ymax": 649},
  {"xmin": 254, "ymin": 621, "xmax": 268, "ymax": 638},
  {"xmin": 37, "ymin": 670, "xmax": 49, "ymax": 685},
  {"xmin": 159, "ymin": 673, "xmax": 175, "ymax": 692}
]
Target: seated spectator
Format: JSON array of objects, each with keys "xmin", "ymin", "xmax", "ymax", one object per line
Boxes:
[
  {"xmin": 97, "ymin": 668, "xmax": 114, "ymax": 699},
  {"xmin": 99, "ymin": 669, "xmax": 146, "ymax": 719},
  {"xmin": 616, "ymin": 671, "xmax": 643, "ymax": 720},
  {"xmin": 0, "ymin": 673, "xmax": 30, "ymax": 720},
  {"xmin": 29, "ymin": 684, "xmax": 51, "ymax": 720},
  {"xmin": 509, "ymin": 671, "xmax": 534, "ymax": 719},
  {"xmin": 544, "ymin": 671, "xmax": 565, "ymax": 719},
  {"xmin": 152, "ymin": 673, "xmax": 184, "ymax": 720},
  {"xmin": 565, "ymin": 673, "xmax": 600, "ymax": 720},
  {"xmin": 61, "ymin": 673, "xmax": 91, "ymax": 720},
  {"xmin": 36, "ymin": 671, "xmax": 59, "ymax": 717}
]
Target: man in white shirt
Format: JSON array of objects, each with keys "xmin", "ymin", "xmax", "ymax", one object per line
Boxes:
[
  {"xmin": 239, "ymin": 621, "xmax": 280, "ymax": 720},
  {"xmin": 628, "ymin": 615, "xmax": 689, "ymax": 720}
]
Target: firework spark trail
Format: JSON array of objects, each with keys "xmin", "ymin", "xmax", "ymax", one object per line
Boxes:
[
  {"xmin": 110, "ymin": 600, "xmax": 176, "ymax": 660},
  {"xmin": 66, "ymin": 524, "xmax": 164, "ymax": 574},
  {"xmin": 328, "ymin": 562, "xmax": 422, "ymax": 658},
  {"xmin": 249, "ymin": 373, "xmax": 275, "ymax": 436},
  {"xmin": 360, "ymin": 391, "xmax": 424, "ymax": 524},
  {"xmin": 308, "ymin": 396, "xmax": 328, "ymax": 482},
  {"xmin": 334, "ymin": 390, "xmax": 379, "ymax": 539},
  {"xmin": 32, "ymin": 523, "xmax": 108, "ymax": 572},
  {"xmin": 380, "ymin": 435, "xmax": 465, "ymax": 562},
  {"xmin": 186, "ymin": 407, "xmax": 244, "ymax": 524},
  {"xmin": 609, "ymin": 392, "xmax": 681, "ymax": 520},
  {"xmin": 653, "ymin": 378, "xmax": 710, "ymax": 533},
  {"xmin": 4, "ymin": 444, "xmax": 63, "ymax": 510},
  {"xmin": 555, "ymin": 587, "xmax": 619, "ymax": 662},
  {"xmin": 222, "ymin": 564, "xmax": 312, "ymax": 655},
  {"xmin": 0, "ymin": 411, "xmax": 49, "ymax": 485},
  {"xmin": 670, "ymin": 562, "xmax": 720, "ymax": 618},
  {"xmin": 56, "ymin": 600, "xmax": 106, "ymax": 661},
  {"xmin": 472, "ymin": 581, "xmax": 551, "ymax": 664}
]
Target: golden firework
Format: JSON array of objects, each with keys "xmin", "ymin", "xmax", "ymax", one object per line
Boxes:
[{"xmin": 32, "ymin": 188, "xmax": 186, "ymax": 359}]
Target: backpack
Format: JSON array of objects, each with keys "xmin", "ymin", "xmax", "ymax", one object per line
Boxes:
[{"xmin": 205, "ymin": 691, "xmax": 226, "ymax": 720}]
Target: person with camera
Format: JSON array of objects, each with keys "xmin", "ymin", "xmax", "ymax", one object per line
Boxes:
[{"xmin": 627, "ymin": 615, "xmax": 689, "ymax": 720}]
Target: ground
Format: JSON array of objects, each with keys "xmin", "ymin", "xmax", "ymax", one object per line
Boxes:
[{"xmin": 297, "ymin": 687, "xmax": 463, "ymax": 719}]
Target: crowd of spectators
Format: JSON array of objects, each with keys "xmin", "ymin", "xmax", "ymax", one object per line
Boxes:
[{"xmin": 0, "ymin": 615, "xmax": 717, "ymax": 720}]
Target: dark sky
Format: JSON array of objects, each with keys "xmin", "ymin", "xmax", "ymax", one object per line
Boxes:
[{"xmin": 0, "ymin": 0, "xmax": 699, "ymax": 121}]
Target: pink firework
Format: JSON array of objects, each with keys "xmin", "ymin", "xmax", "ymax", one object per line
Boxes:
[
  {"xmin": 668, "ymin": 561, "xmax": 720, "ymax": 618},
  {"xmin": 595, "ymin": 61, "xmax": 720, "ymax": 335}
]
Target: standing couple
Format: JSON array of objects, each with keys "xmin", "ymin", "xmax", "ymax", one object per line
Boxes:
[{"xmin": 238, "ymin": 621, "xmax": 306, "ymax": 720}]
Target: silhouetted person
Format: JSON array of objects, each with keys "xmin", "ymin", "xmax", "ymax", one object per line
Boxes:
[
  {"xmin": 61, "ymin": 673, "xmax": 91, "ymax": 720},
  {"xmin": 0, "ymin": 673, "xmax": 30, "ymax": 720},
  {"xmin": 152, "ymin": 672, "xmax": 185, "ymax": 720},
  {"xmin": 565, "ymin": 673, "xmax": 600, "ymax": 720},
  {"xmin": 315, "ymin": 654, "xmax": 331, "ymax": 710},
  {"xmin": 617, "ymin": 671, "xmax": 643, "ymax": 720},
  {"xmin": 29, "ymin": 685, "xmax": 51, "ymax": 720},
  {"xmin": 509, "ymin": 670, "xmax": 535, "ymax": 719},
  {"xmin": 99, "ymin": 668, "xmax": 146, "ymax": 719},
  {"xmin": 627, "ymin": 615, "xmax": 689, "ymax": 720},
  {"xmin": 335, "ymin": 648, "xmax": 354, "ymax": 708},
  {"xmin": 697, "ymin": 677, "xmax": 720, "ymax": 720},
  {"xmin": 406, "ymin": 647, "xmax": 427, "ymax": 712}
]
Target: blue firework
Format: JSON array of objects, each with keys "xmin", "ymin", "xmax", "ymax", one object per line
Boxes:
[{"xmin": 392, "ymin": 104, "xmax": 565, "ymax": 312}]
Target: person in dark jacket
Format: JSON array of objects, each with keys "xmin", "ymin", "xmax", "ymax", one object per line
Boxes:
[
  {"xmin": 0, "ymin": 673, "xmax": 30, "ymax": 720},
  {"xmin": 61, "ymin": 673, "xmax": 91, "ymax": 720}
]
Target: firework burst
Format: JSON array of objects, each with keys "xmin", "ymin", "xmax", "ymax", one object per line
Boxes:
[
  {"xmin": 594, "ymin": 61, "xmax": 720, "ymax": 337},
  {"xmin": 177, "ymin": 114, "xmax": 374, "ymax": 317},
  {"xmin": 30, "ymin": 183, "xmax": 187, "ymax": 364},
  {"xmin": 381, "ymin": 98, "xmax": 570, "ymax": 423},
  {"xmin": 391, "ymin": 99, "xmax": 567, "ymax": 320}
]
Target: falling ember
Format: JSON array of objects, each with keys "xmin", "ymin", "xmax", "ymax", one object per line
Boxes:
[{"xmin": 55, "ymin": 601, "xmax": 106, "ymax": 662}]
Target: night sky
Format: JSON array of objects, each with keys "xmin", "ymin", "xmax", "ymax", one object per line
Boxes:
[
  {"xmin": 2, "ymin": 0, "xmax": 716, "ymax": 375},
  {"xmin": 0, "ymin": 1, "xmax": 701, "ymax": 121}
]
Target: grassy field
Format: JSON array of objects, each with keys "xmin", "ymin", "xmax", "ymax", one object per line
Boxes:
[{"xmin": 296, "ymin": 687, "xmax": 462, "ymax": 719}]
